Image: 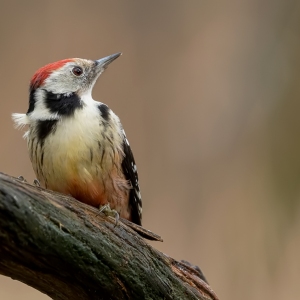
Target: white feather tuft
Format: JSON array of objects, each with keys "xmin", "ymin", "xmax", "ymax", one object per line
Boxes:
[{"xmin": 12, "ymin": 113, "xmax": 29, "ymax": 129}]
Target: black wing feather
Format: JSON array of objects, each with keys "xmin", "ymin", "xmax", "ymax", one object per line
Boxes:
[{"xmin": 121, "ymin": 134, "xmax": 142, "ymax": 225}]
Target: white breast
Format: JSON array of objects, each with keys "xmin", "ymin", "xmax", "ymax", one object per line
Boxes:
[{"xmin": 28, "ymin": 100, "xmax": 125, "ymax": 193}]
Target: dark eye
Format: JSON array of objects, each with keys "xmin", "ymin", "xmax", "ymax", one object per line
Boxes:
[{"xmin": 72, "ymin": 66, "xmax": 83, "ymax": 76}]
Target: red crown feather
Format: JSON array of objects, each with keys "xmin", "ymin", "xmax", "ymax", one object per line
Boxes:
[{"xmin": 30, "ymin": 59, "xmax": 74, "ymax": 90}]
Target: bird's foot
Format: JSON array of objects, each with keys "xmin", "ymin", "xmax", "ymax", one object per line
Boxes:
[
  {"xmin": 99, "ymin": 203, "xmax": 119, "ymax": 226},
  {"xmin": 17, "ymin": 175, "xmax": 27, "ymax": 182},
  {"xmin": 33, "ymin": 179, "xmax": 41, "ymax": 187}
]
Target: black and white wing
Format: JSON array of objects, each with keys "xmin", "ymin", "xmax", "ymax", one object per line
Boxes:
[{"xmin": 121, "ymin": 130, "xmax": 142, "ymax": 225}]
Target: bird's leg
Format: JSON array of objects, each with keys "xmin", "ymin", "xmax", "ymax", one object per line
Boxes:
[
  {"xmin": 33, "ymin": 179, "xmax": 41, "ymax": 187},
  {"xmin": 99, "ymin": 203, "xmax": 119, "ymax": 226},
  {"xmin": 17, "ymin": 175, "xmax": 27, "ymax": 182}
]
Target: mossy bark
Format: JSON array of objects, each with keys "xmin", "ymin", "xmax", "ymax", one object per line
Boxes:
[{"xmin": 0, "ymin": 173, "xmax": 218, "ymax": 300}]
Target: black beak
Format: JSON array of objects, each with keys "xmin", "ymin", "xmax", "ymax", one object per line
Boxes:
[{"xmin": 95, "ymin": 53, "xmax": 122, "ymax": 70}]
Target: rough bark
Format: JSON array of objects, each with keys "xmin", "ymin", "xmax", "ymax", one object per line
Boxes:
[{"xmin": 0, "ymin": 172, "xmax": 219, "ymax": 300}]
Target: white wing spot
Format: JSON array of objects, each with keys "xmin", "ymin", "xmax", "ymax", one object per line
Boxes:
[{"xmin": 122, "ymin": 129, "xmax": 130, "ymax": 145}]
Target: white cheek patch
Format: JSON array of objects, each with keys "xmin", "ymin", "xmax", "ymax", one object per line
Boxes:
[{"xmin": 43, "ymin": 62, "xmax": 79, "ymax": 94}]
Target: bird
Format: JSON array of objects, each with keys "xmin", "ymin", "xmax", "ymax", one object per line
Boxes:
[{"xmin": 12, "ymin": 53, "xmax": 142, "ymax": 225}]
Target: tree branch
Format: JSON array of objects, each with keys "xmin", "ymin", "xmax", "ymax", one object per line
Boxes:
[{"xmin": 0, "ymin": 172, "xmax": 219, "ymax": 300}]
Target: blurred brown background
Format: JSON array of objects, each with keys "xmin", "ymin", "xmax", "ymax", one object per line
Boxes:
[{"xmin": 1, "ymin": 1, "xmax": 300, "ymax": 299}]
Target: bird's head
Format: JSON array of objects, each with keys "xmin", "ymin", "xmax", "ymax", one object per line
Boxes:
[{"xmin": 27, "ymin": 53, "xmax": 121, "ymax": 119}]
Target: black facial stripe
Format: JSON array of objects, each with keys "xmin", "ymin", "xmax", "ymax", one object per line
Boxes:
[
  {"xmin": 98, "ymin": 104, "xmax": 110, "ymax": 121},
  {"xmin": 36, "ymin": 119, "xmax": 58, "ymax": 142},
  {"xmin": 44, "ymin": 90, "xmax": 83, "ymax": 116}
]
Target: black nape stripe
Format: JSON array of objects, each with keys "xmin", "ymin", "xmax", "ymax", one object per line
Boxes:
[
  {"xmin": 44, "ymin": 90, "xmax": 83, "ymax": 116},
  {"xmin": 98, "ymin": 104, "xmax": 110, "ymax": 121},
  {"xmin": 27, "ymin": 89, "xmax": 36, "ymax": 114},
  {"xmin": 37, "ymin": 119, "xmax": 58, "ymax": 142}
]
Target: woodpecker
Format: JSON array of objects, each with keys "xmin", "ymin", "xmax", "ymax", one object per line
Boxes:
[{"xmin": 12, "ymin": 53, "xmax": 142, "ymax": 225}]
